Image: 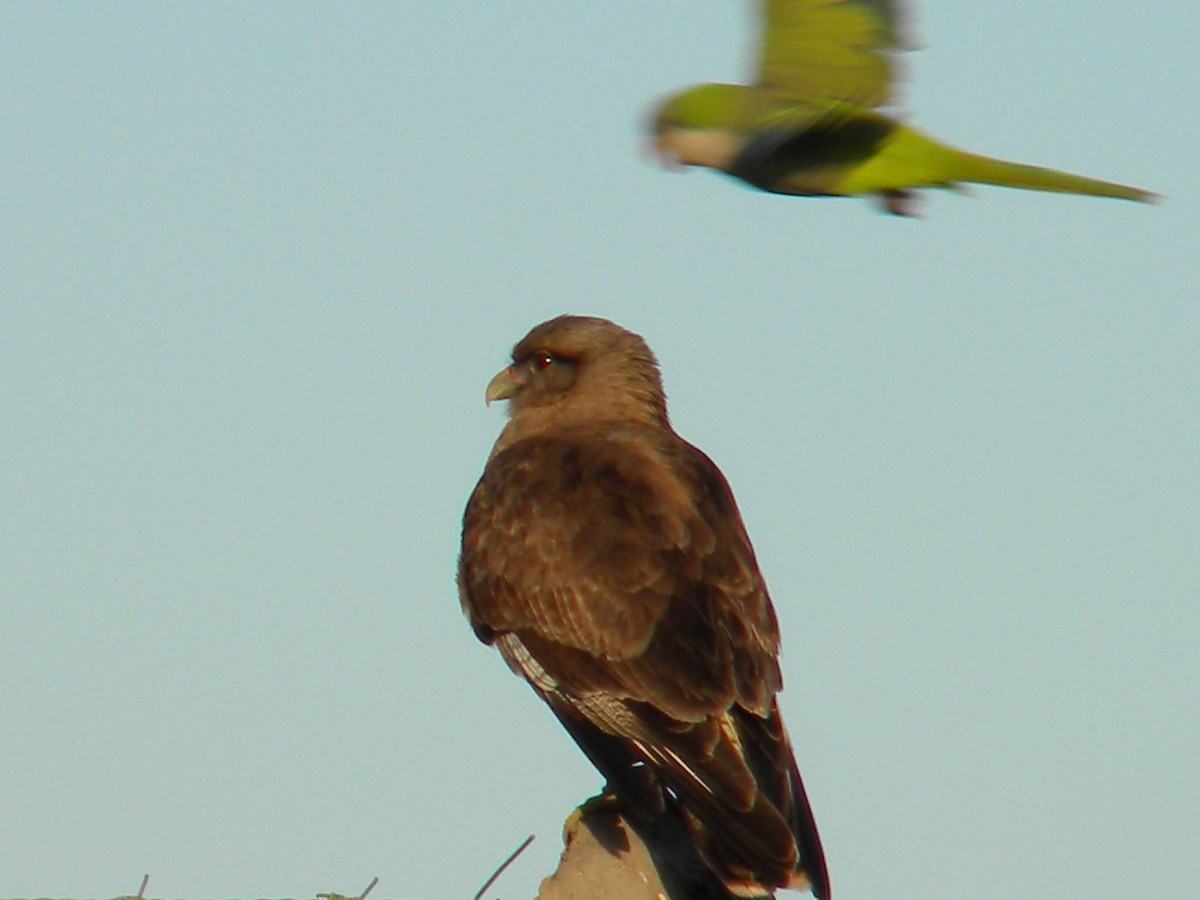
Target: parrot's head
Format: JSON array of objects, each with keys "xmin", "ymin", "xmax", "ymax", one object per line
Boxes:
[{"xmin": 645, "ymin": 83, "xmax": 749, "ymax": 172}]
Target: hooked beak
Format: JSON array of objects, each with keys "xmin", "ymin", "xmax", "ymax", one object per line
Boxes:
[{"xmin": 485, "ymin": 365, "xmax": 525, "ymax": 405}]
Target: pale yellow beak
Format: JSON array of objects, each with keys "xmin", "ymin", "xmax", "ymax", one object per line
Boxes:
[{"xmin": 485, "ymin": 366, "xmax": 525, "ymax": 405}]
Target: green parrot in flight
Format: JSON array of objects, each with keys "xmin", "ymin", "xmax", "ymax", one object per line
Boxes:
[{"xmin": 649, "ymin": 0, "xmax": 1155, "ymax": 215}]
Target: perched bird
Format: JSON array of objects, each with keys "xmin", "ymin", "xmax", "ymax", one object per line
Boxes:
[
  {"xmin": 649, "ymin": 0, "xmax": 1155, "ymax": 215},
  {"xmin": 459, "ymin": 315, "xmax": 830, "ymax": 898}
]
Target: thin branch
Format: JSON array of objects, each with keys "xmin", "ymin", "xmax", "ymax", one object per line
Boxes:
[
  {"xmin": 317, "ymin": 877, "xmax": 377, "ymax": 900},
  {"xmin": 473, "ymin": 833, "xmax": 536, "ymax": 900}
]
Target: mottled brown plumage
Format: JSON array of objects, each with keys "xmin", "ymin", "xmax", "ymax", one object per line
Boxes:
[{"xmin": 458, "ymin": 315, "xmax": 829, "ymax": 898}]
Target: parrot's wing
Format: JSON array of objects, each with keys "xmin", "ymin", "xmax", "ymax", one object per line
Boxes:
[{"xmin": 757, "ymin": 0, "xmax": 911, "ymax": 108}]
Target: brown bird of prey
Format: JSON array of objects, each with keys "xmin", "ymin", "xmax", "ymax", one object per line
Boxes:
[{"xmin": 458, "ymin": 315, "xmax": 830, "ymax": 898}]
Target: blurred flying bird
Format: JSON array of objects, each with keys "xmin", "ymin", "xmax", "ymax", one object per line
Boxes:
[{"xmin": 648, "ymin": 0, "xmax": 1156, "ymax": 214}]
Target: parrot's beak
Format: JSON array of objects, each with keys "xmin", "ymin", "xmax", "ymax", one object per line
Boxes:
[
  {"xmin": 642, "ymin": 133, "xmax": 685, "ymax": 171},
  {"xmin": 650, "ymin": 127, "xmax": 739, "ymax": 171},
  {"xmin": 485, "ymin": 366, "xmax": 525, "ymax": 405}
]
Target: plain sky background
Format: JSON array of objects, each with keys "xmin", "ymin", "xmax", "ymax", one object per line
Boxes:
[{"xmin": 2, "ymin": 3, "xmax": 1196, "ymax": 899}]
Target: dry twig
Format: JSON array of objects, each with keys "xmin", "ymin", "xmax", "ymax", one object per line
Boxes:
[{"xmin": 473, "ymin": 833, "xmax": 536, "ymax": 900}]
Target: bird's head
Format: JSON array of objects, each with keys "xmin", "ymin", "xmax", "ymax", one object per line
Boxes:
[
  {"xmin": 485, "ymin": 316, "xmax": 668, "ymax": 445},
  {"xmin": 645, "ymin": 83, "xmax": 748, "ymax": 170}
]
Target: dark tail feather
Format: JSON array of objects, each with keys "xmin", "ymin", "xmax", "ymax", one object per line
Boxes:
[
  {"xmin": 733, "ymin": 702, "xmax": 830, "ymax": 899},
  {"xmin": 545, "ymin": 694, "xmax": 829, "ymax": 897},
  {"xmin": 642, "ymin": 703, "xmax": 830, "ymax": 898}
]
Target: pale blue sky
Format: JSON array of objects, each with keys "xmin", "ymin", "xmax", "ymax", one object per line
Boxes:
[{"xmin": 1, "ymin": 3, "xmax": 1196, "ymax": 899}]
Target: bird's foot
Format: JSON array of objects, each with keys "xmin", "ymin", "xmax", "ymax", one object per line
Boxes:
[{"xmin": 880, "ymin": 189, "xmax": 920, "ymax": 217}]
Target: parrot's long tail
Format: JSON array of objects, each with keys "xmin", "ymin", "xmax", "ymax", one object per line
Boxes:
[
  {"xmin": 842, "ymin": 124, "xmax": 1157, "ymax": 208},
  {"xmin": 959, "ymin": 152, "xmax": 1156, "ymax": 202}
]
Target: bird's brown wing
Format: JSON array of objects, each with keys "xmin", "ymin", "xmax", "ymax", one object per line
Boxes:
[
  {"xmin": 460, "ymin": 428, "xmax": 778, "ymax": 713},
  {"xmin": 459, "ymin": 427, "xmax": 828, "ymax": 895}
]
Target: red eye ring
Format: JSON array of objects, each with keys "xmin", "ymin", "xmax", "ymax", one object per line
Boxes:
[{"xmin": 534, "ymin": 352, "xmax": 554, "ymax": 370}]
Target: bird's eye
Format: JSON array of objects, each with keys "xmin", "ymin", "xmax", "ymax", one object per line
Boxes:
[{"xmin": 533, "ymin": 352, "xmax": 554, "ymax": 370}]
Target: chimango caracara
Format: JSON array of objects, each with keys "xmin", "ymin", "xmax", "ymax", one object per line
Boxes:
[{"xmin": 458, "ymin": 315, "xmax": 830, "ymax": 898}]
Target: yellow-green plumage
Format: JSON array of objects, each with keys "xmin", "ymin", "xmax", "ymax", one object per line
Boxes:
[{"xmin": 649, "ymin": 1, "xmax": 1155, "ymax": 214}]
